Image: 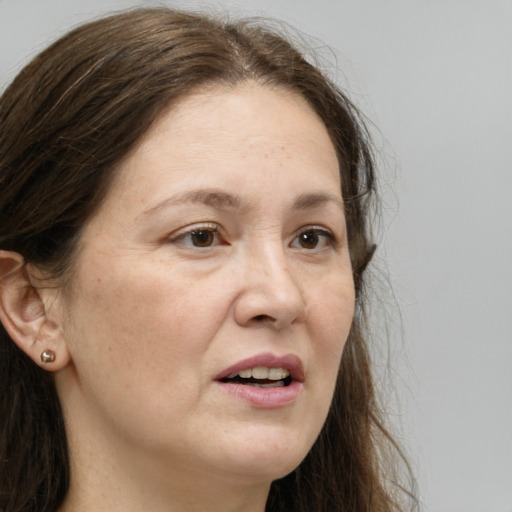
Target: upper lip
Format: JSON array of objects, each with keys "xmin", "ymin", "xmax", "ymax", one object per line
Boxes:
[{"xmin": 215, "ymin": 352, "xmax": 305, "ymax": 382}]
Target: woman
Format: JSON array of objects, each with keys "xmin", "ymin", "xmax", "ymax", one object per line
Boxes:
[{"xmin": 0, "ymin": 7, "xmax": 415, "ymax": 512}]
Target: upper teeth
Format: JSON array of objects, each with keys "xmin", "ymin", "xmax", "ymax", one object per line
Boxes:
[{"xmin": 228, "ymin": 367, "xmax": 290, "ymax": 380}]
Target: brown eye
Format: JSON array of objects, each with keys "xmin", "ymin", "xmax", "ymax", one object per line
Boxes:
[
  {"xmin": 190, "ymin": 229, "xmax": 216, "ymax": 247},
  {"xmin": 292, "ymin": 228, "xmax": 335, "ymax": 250},
  {"xmin": 298, "ymin": 231, "xmax": 320, "ymax": 249},
  {"xmin": 171, "ymin": 224, "xmax": 224, "ymax": 249}
]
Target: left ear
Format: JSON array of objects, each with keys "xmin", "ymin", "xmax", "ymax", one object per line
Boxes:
[{"xmin": 0, "ymin": 250, "xmax": 71, "ymax": 371}]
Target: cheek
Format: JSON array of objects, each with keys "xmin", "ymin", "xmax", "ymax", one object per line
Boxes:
[
  {"xmin": 311, "ymin": 270, "xmax": 355, "ymax": 337},
  {"xmin": 64, "ymin": 257, "xmax": 229, "ymax": 374},
  {"xmin": 307, "ymin": 274, "xmax": 355, "ymax": 379},
  {"xmin": 59, "ymin": 259, "xmax": 232, "ymax": 436}
]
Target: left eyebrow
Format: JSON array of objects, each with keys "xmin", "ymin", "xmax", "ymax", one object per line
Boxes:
[{"xmin": 292, "ymin": 192, "xmax": 344, "ymax": 213}]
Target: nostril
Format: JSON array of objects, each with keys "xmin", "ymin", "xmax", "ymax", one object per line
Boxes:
[{"xmin": 253, "ymin": 314, "xmax": 270, "ymax": 322}]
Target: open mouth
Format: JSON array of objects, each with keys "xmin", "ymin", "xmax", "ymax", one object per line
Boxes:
[
  {"xmin": 221, "ymin": 367, "xmax": 293, "ymax": 388},
  {"xmin": 216, "ymin": 356, "xmax": 303, "ymax": 407}
]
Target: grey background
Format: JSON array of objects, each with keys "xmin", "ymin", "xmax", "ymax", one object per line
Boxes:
[{"xmin": 1, "ymin": 1, "xmax": 511, "ymax": 511}]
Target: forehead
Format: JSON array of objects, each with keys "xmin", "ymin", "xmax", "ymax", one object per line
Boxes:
[
  {"xmin": 142, "ymin": 83, "xmax": 332, "ymax": 149},
  {"xmin": 100, "ymin": 83, "xmax": 341, "ymax": 215}
]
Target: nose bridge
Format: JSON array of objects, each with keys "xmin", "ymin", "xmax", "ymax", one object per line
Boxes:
[
  {"xmin": 254, "ymin": 240, "xmax": 296, "ymax": 293},
  {"xmin": 235, "ymin": 234, "xmax": 307, "ymax": 328}
]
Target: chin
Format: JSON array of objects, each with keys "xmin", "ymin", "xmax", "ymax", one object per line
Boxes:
[
  {"xmin": 223, "ymin": 455, "xmax": 302, "ymax": 484},
  {"xmin": 213, "ymin": 426, "xmax": 314, "ymax": 482}
]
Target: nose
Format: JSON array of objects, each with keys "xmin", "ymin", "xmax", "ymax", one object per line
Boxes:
[{"xmin": 233, "ymin": 244, "xmax": 307, "ymax": 330}]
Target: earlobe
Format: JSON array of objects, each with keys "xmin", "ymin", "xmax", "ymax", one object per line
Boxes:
[{"xmin": 0, "ymin": 250, "xmax": 71, "ymax": 371}]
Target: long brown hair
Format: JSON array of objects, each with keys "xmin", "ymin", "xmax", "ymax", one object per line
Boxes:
[{"xmin": 0, "ymin": 8, "xmax": 415, "ymax": 511}]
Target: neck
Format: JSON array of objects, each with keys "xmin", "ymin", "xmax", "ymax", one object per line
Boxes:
[
  {"xmin": 59, "ymin": 431, "xmax": 271, "ymax": 512},
  {"xmin": 60, "ymin": 467, "xmax": 270, "ymax": 512}
]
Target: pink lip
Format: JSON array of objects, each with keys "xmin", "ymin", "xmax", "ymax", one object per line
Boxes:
[{"xmin": 214, "ymin": 352, "xmax": 304, "ymax": 409}]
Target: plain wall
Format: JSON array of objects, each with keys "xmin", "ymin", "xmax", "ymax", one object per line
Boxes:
[{"xmin": 1, "ymin": 1, "xmax": 511, "ymax": 511}]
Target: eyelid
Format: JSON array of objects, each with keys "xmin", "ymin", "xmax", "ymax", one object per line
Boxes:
[
  {"xmin": 291, "ymin": 225, "xmax": 339, "ymax": 250},
  {"xmin": 168, "ymin": 222, "xmax": 224, "ymax": 246}
]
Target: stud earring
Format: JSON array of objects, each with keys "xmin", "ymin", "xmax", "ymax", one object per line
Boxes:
[{"xmin": 40, "ymin": 349, "xmax": 56, "ymax": 364}]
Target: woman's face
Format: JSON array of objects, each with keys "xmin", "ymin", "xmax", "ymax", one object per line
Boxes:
[{"xmin": 55, "ymin": 84, "xmax": 355, "ymax": 485}]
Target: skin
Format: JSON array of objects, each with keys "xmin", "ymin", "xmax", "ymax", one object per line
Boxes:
[{"xmin": 40, "ymin": 83, "xmax": 355, "ymax": 511}]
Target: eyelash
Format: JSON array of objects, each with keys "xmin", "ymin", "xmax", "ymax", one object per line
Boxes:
[
  {"xmin": 291, "ymin": 227, "xmax": 337, "ymax": 250},
  {"xmin": 170, "ymin": 224, "xmax": 337, "ymax": 250},
  {"xmin": 171, "ymin": 223, "xmax": 224, "ymax": 248}
]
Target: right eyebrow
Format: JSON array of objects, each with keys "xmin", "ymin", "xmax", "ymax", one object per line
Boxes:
[{"xmin": 141, "ymin": 188, "xmax": 244, "ymax": 218}]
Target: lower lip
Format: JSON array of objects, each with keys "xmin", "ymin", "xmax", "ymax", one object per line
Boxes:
[{"xmin": 217, "ymin": 380, "xmax": 303, "ymax": 409}]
